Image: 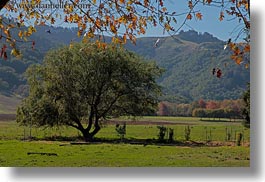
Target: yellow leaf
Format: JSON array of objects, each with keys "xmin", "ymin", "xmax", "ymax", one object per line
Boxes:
[
  {"xmin": 164, "ymin": 23, "xmax": 171, "ymax": 31},
  {"xmin": 4, "ymin": 28, "xmax": 11, "ymax": 37},
  {"xmin": 11, "ymin": 48, "xmax": 21, "ymax": 58},
  {"xmin": 77, "ymin": 30, "xmax": 82, "ymax": 37},
  {"xmin": 69, "ymin": 42, "xmax": 74, "ymax": 49},
  {"xmin": 110, "ymin": 23, "xmax": 117, "ymax": 34},
  {"xmin": 245, "ymin": 2, "xmax": 249, "ymax": 10},
  {"xmin": 92, "ymin": 0, "xmax": 96, "ymax": 4},
  {"xmin": 18, "ymin": 30, "xmax": 23, "ymax": 38},
  {"xmin": 74, "ymin": 13, "xmax": 79, "ymax": 22},
  {"xmin": 29, "ymin": 11, "xmax": 35, "ymax": 18}
]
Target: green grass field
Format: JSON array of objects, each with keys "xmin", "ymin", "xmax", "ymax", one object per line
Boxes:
[
  {"xmin": 0, "ymin": 116, "xmax": 250, "ymax": 167},
  {"xmin": 0, "ymin": 140, "xmax": 249, "ymax": 167}
]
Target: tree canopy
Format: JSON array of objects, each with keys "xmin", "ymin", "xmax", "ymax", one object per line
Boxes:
[
  {"xmin": 0, "ymin": 0, "xmax": 250, "ymax": 66},
  {"xmin": 16, "ymin": 42, "xmax": 163, "ymax": 141}
]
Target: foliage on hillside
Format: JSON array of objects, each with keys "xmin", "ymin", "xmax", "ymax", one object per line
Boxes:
[
  {"xmin": 0, "ymin": 27, "xmax": 249, "ymax": 103},
  {"xmin": 157, "ymin": 99, "xmax": 244, "ymax": 119},
  {"xmin": 126, "ymin": 30, "xmax": 250, "ymax": 102}
]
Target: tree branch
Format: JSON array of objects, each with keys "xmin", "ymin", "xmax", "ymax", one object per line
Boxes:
[
  {"xmin": 0, "ymin": 0, "xmax": 9, "ymax": 11},
  {"xmin": 235, "ymin": 0, "xmax": 250, "ymax": 29},
  {"xmin": 66, "ymin": 122, "xmax": 80, "ymax": 130}
]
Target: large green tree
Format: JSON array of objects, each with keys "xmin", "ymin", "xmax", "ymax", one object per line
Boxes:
[{"xmin": 16, "ymin": 42, "xmax": 163, "ymax": 141}]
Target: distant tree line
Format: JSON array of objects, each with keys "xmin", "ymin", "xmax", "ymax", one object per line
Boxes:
[{"xmin": 157, "ymin": 99, "xmax": 244, "ymax": 119}]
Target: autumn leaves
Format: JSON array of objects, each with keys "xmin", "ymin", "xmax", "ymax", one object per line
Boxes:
[
  {"xmin": 186, "ymin": 0, "xmax": 203, "ymax": 21},
  {"xmin": 0, "ymin": 0, "xmax": 250, "ymax": 69}
]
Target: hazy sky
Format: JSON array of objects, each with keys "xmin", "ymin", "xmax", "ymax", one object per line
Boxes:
[
  {"xmin": 1, "ymin": 0, "xmax": 244, "ymax": 41},
  {"xmin": 143, "ymin": 0, "xmax": 243, "ymax": 41}
]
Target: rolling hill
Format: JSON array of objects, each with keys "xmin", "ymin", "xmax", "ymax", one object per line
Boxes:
[
  {"xmin": 125, "ymin": 30, "xmax": 250, "ymax": 102},
  {"xmin": 0, "ymin": 27, "xmax": 250, "ymax": 112}
]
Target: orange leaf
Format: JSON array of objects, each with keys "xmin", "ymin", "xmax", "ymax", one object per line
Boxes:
[
  {"xmin": 219, "ymin": 11, "xmax": 224, "ymax": 21},
  {"xmin": 95, "ymin": 18, "xmax": 101, "ymax": 28},
  {"xmin": 140, "ymin": 26, "xmax": 146, "ymax": 34},
  {"xmin": 196, "ymin": 12, "xmax": 202, "ymax": 20},
  {"xmin": 18, "ymin": 30, "xmax": 23, "ymax": 38},
  {"xmin": 187, "ymin": 13, "xmax": 192, "ymax": 20},
  {"xmin": 235, "ymin": 56, "xmax": 243, "ymax": 64},
  {"xmin": 244, "ymin": 44, "xmax": 250, "ymax": 52},
  {"xmin": 164, "ymin": 23, "xmax": 171, "ymax": 31},
  {"xmin": 234, "ymin": 47, "xmax": 241, "ymax": 55},
  {"xmin": 123, "ymin": 34, "xmax": 127, "ymax": 44},
  {"xmin": 162, "ymin": 7, "xmax": 167, "ymax": 12},
  {"xmin": 245, "ymin": 2, "xmax": 249, "ymax": 10}
]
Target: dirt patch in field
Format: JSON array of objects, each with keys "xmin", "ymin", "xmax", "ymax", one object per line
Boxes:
[
  {"xmin": 0, "ymin": 114, "xmax": 16, "ymax": 121},
  {"xmin": 105, "ymin": 120, "xmax": 196, "ymax": 126}
]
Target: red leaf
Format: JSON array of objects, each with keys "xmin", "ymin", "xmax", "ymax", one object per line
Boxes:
[
  {"xmin": 159, "ymin": 0, "xmax": 163, "ymax": 6},
  {"xmin": 0, "ymin": 48, "xmax": 3, "ymax": 58},
  {"xmin": 4, "ymin": 52, "xmax": 7, "ymax": 60},
  {"xmin": 32, "ymin": 41, "xmax": 35, "ymax": 49},
  {"xmin": 216, "ymin": 69, "xmax": 222, "ymax": 78}
]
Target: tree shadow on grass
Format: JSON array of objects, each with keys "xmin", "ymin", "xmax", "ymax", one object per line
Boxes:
[{"xmin": 27, "ymin": 136, "xmax": 213, "ymax": 147}]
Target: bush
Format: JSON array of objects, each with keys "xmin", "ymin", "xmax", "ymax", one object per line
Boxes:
[
  {"xmin": 184, "ymin": 125, "xmax": 191, "ymax": 141},
  {"xmin": 115, "ymin": 123, "xmax": 126, "ymax": 141},
  {"xmin": 157, "ymin": 126, "xmax": 167, "ymax": 141}
]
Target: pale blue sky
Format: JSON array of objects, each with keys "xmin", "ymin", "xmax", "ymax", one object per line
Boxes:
[
  {"xmin": 1, "ymin": 0, "xmax": 244, "ymax": 41},
  {"xmin": 143, "ymin": 0, "xmax": 243, "ymax": 41}
]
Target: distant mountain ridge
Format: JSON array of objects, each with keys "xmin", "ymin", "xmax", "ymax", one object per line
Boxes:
[{"xmin": 0, "ymin": 27, "xmax": 249, "ymax": 105}]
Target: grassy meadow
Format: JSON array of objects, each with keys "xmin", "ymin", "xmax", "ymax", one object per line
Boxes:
[{"xmin": 0, "ymin": 116, "xmax": 250, "ymax": 167}]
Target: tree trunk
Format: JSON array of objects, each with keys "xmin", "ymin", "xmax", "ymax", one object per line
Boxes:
[
  {"xmin": 80, "ymin": 129, "xmax": 94, "ymax": 142},
  {"xmin": 80, "ymin": 122, "xmax": 101, "ymax": 142}
]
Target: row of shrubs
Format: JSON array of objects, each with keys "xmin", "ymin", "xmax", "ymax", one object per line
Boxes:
[{"xmin": 192, "ymin": 108, "xmax": 242, "ymax": 120}]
